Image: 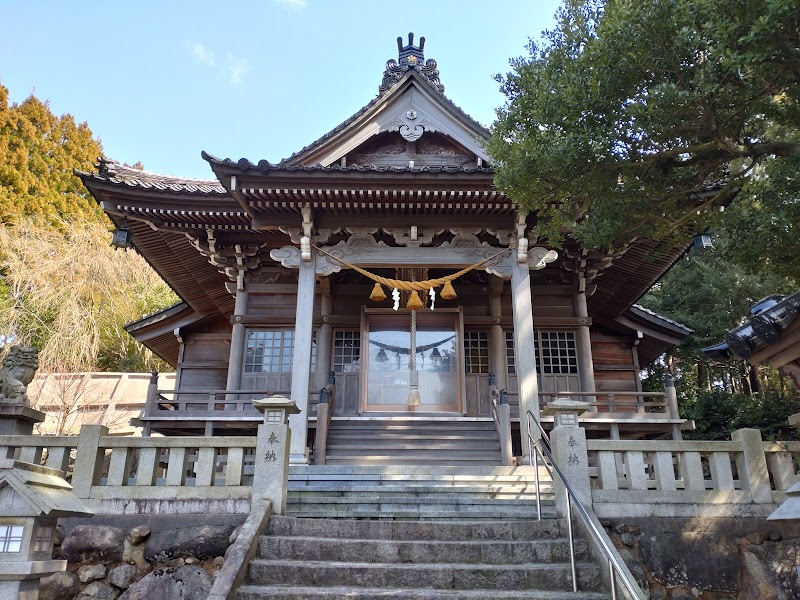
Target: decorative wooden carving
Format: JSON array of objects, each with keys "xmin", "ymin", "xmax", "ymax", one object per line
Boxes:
[
  {"xmin": 270, "ymin": 232, "xmax": 557, "ymax": 278},
  {"xmin": 192, "ymin": 231, "xmax": 270, "ymax": 290},
  {"xmin": 561, "ymin": 244, "xmax": 631, "ymax": 295},
  {"xmin": 386, "ymin": 107, "xmax": 446, "ymax": 143}
]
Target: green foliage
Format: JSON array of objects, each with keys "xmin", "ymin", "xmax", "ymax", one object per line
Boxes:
[
  {"xmin": 489, "ymin": 0, "xmax": 800, "ymax": 251},
  {"xmin": 720, "ymin": 150, "xmax": 800, "ymax": 280},
  {"xmin": 0, "ymin": 217, "xmax": 178, "ymax": 372},
  {"xmin": 641, "ymin": 233, "xmax": 795, "ymax": 355},
  {"xmin": 683, "ymin": 389, "xmax": 800, "ymax": 440},
  {"xmin": 0, "ymin": 82, "xmax": 104, "ymax": 225},
  {"xmin": 0, "ymin": 81, "xmax": 177, "ymax": 372}
]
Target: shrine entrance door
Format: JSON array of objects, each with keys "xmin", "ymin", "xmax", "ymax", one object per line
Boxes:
[{"xmin": 362, "ymin": 310, "xmax": 463, "ymax": 413}]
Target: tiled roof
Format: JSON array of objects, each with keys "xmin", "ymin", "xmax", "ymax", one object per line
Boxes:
[
  {"xmin": 202, "ymin": 151, "xmax": 494, "ymax": 174},
  {"xmin": 631, "ymin": 304, "xmax": 693, "ymax": 333},
  {"xmin": 76, "ymin": 158, "xmax": 227, "ymax": 195}
]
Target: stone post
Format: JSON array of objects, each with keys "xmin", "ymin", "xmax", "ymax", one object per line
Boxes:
[
  {"xmin": 511, "ymin": 259, "xmax": 540, "ymax": 448},
  {"xmin": 71, "ymin": 424, "xmax": 109, "ymax": 499},
  {"xmin": 252, "ymin": 396, "xmax": 300, "ymax": 515},
  {"xmin": 0, "ymin": 406, "xmax": 45, "ymax": 437},
  {"xmin": 544, "ymin": 399, "xmax": 592, "ymax": 517},
  {"xmin": 731, "ymin": 428, "xmax": 773, "ymax": 504},
  {"xmin": 288, "ymin": 253, "xmax": 316, "ymax": 464}
]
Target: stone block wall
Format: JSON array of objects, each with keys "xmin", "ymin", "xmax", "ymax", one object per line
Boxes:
[
  {"xmin": 39, "ymin": 514, "xmax": 246, "ymax": 600},
  {"xmin": 602, "ymin": 517, "xmax": 800, "ymax": 599}
]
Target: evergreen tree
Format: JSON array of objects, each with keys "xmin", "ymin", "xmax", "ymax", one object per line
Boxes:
[{"xmin": 0, "ymin": 82, "xmax": 177, "ymax": 372}]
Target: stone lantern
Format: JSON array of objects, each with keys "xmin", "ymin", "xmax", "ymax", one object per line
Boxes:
[{"xmin": 0, "ymin": 459, "xmax": 93, "ymax": 599}]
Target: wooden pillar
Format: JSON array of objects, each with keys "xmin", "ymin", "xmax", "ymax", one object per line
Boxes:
[
  {"xmin": 315, "ymin": 279, "xmax": 333, "ymax": 391},
  {"xmin": 289, "ymin": 253, "xmax": 316, "ymax": 464},
  {"xmin": 489, "ymin": 276, "xmax": 507, "ymax": 391},
  {"xmin": 511, "ymin": 260, "xmax": 540, "ymax": 446},
  {"xmin": 573, "ymin": 285, "xmax": 596, "ymax": 405},
  {"xmin": 225, "ymin": 287, "xmax": 249, "ymax": 393}
]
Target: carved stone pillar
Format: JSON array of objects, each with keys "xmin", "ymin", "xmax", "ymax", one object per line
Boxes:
[{"xmin": 289, "ymin": 252, "xmax": 316, "ymax": 464}]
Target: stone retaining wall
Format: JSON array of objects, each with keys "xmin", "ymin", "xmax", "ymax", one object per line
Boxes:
[
  {"xmin": 602, "ymin": 517, "xmax": 800, "ymax": 599},
  {"xmin": 40, "ymin": 514, "xmax": 246, "ymax": 600}
]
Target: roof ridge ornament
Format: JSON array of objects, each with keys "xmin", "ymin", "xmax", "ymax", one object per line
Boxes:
[{"xmin": 380, "ymin": 32, "xmax": 444, "ymax": 95}]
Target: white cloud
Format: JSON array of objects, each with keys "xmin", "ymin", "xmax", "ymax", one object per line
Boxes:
[
  {"xmin": 191, "ymin": 43, "xmax": 216, "ymax": 67},
  {"xmin": 226, "ymin": 54, "xmax": 251, "ymax": 85},
  {"xmin": 272, "ymin": 0, "xmax": 307, "ymax": 10},
  {"xmin": 187, "ymin": 43, "xmax": 250, "ymax": 85}
]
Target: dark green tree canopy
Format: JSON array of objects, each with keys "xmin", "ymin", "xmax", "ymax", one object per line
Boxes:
[{"xmin": 489, "ymin": 0, "xmax": 800, "ymax": 251}]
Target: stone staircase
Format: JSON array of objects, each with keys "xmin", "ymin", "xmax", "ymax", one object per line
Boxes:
[
  {"xmin": 323, "ymin": 417, "xmax": 501, "ymax": 466},
  {"xmin": 287, "ymin": 465, "xmax": 555, "ymax": 520},
  {"xmin": 237, "ymin": 516, "xmax": 607, "ymax": 599}
]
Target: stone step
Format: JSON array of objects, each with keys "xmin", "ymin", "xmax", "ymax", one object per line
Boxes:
[
  {"xmin": 328, "ymin": 436, "xmax": 500, "ymax": 451},
  {"xmin": 246, "ymin": 559, "xmax": 603, "ymax": 591},
  {"xmin": 260, "ymin": 535, "xmax": 589, "ymax": 563},
  {"xmin": 326, "ymin": 460, "xmax": 500, "ymax": 467},
  {"xmin": 283, "ymin": 505, "xmax": 558, "ymax": 520},
  {"xmin": 287, "ymin": 495, "xmax": 553, "ymax": 506},
  {"xmin": 287, "ymin": 486, "xmax": 551, "ymax": 494},
  {"xmin": 325, "ymin": 434, "xmax": 498, "ymax": 441},
  {"xmin": 288, "ymin": 465, "xmax": 546, "ymax": 476},
  {"xmin": 329, "ymin": 419, "xmax": 496, "ymax": 427},
  {"xmin": 269, "ymin": 516, "xmax": 565, "ymax": 540},
  {"xmin": 238, "ymin": 585, "xmax": 609, "ymax": 599}
]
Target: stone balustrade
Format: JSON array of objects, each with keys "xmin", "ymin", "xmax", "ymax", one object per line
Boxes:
[
  {"xmin": 585, "ymin": 429, "xmax": 798, "ymax": 518},
  {"xmin": 4, "ymin": 422, "xmax": 798, "ymax": 521},
  {"xmin": 0, "ymin": 415, "xmax": 295, "ymax": 515}
]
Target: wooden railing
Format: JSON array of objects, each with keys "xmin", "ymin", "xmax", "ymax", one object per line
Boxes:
[
  {"xmin": 543, "ymin": 391, "xmax": 673, "ymax": 417},
  {"xmin": 142, "ymin": 388, "xmax": 328, "ymax": 421},
  {"xmin": 144, "ymin": 389, "xmax": 282, "ymax": 418}
]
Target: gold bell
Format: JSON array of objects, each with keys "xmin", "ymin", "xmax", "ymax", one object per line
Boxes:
[
  {"xmin": 440, "ymin": 280, "xmax": 457, "ymax": 300},
  {"xmin": 406, "ymin": 290, "xmax": 425, "ymax": 310},
  {"xmin": 370, "ymin": 282, "xmax": 387, "ymax": 302}
]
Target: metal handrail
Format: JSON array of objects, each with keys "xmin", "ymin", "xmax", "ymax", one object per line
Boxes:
[{"xmin": 526, "ymin": 409, "xmax": 643, "ymax": 600}]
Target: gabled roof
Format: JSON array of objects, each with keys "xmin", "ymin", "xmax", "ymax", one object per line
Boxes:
[{"xmin": 278, "ymin": 35, "xmax": 491, "ymax": 168}]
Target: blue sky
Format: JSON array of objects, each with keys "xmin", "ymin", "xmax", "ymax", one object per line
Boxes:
[{"xmin": 0, "ymin": 1, "xmax": 561, "ymax": 179}]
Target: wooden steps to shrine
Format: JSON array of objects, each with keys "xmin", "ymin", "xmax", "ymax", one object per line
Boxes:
[{"xmin": 322, "ymin": 418, "xmax": 502, "ymax": 466}]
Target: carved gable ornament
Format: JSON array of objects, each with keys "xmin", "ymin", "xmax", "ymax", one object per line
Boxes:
[
  {"xmin": 386, "ymin": 107, "xmax": 445, "ymax": 143},
  {"xmin": 379, "ymin": 33, "xmax": 444, "ymax": 95}
]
